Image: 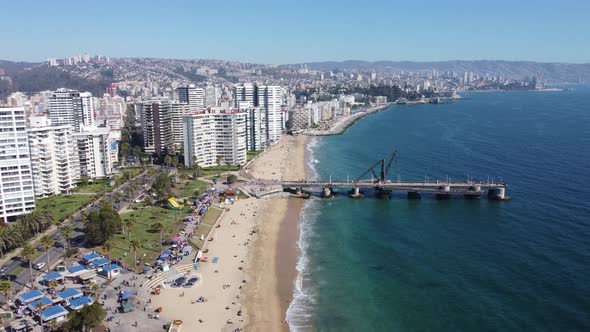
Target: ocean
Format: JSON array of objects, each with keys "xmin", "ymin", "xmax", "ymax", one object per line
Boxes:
[{"xmin": 286, "ymin": 87, "xmax": 590, "ymax": 331}]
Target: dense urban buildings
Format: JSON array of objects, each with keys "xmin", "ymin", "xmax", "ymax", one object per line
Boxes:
[
  {"xmin": 0, "ymin": 107, "xmax": 35, "ymax": 222},
  {"xmin": 72, "ymin": 126, "xmax": 119, "ymax": 178},
  {"xmin": 48, "ymin": 89, "xmax": 95, "ymax": 132},
  {"xmin": 183, "ymin": 110, "xmax": 247, "ymax": 168}
]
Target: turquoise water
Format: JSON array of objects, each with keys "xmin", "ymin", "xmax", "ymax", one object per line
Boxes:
[{"xmin": 287, "ymin": 88, "xmax": 590, "ymax": 331}]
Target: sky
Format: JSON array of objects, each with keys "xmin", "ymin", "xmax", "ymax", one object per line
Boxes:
[{"xmin": 1, "ymin": 0, "xmax": 589, "ymax": 64}]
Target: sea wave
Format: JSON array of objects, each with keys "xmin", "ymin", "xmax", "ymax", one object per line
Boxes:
[{"xmin": 286, "ymin": 137, "xmax": 322, "ymax": 331}]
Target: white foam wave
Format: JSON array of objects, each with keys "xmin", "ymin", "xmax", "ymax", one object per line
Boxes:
[{"xmin": 287, "ymin": 137, "xmax": 322, "ymax": 331}]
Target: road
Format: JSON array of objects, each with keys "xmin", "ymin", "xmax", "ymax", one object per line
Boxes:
[{"xmin": 0, "ymin": 170, "xmax": 156, "ymax": 303}]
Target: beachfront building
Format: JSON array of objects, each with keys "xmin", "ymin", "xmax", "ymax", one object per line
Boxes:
[
  {"xmin": 72, "ymin": 126, "xmax": 118, "ymax": 178},
  {"xmin": 28, "ymin": 115, "xmax": 79, "ymax": 197},
  {"xmin": 47, "ymin": 89, "xmax": 95, "ymax": 132},
  {"xmin": 0, "ymin": 107, "xmax": 35, "ymax": 222},
  {"xmin": 258, "ymin": 85, "xmax": 284, "ymax": 144},
  {"xmin": 244, "ymin": 107, "xmax": 267, "ymax": 151},
  {"xmin": 140, "ymin": 98, "xmax": 188, "ymax": 154},
  {"xmin": 183, "ymin": 110, "xmax": 247, "ymax": 168}
]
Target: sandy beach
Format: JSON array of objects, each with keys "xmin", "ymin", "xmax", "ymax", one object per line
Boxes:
[{"xmin": 150, "ymin": 135, "xmax": 307, "ymax": 331}]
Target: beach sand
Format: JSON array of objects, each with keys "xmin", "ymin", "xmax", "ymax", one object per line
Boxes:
[{"xmin": 151, "ymin": 135, "xmax": 307, "ymax": 331}]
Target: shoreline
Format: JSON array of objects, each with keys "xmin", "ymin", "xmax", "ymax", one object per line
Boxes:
[
  {"xmin": 243, "ymin": 135, "xmax": 308, "ymax": 331},
  {"xmin": 303, "ymin": 103, "xmax": 392, "ymax": 136}
]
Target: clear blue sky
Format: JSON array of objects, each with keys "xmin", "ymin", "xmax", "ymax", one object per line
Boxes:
[{"xmin": 1, "ymin": 0, "xmax": 589, "ymax": 64}]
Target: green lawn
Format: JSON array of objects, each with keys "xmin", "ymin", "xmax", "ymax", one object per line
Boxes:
[
  {"xmin": 191, "ymin": 206, "xmax": 223, "ymax": 249},
  {"xmin": 71, "ymin": 179, "xmax": 111, "ymax": 194},
  {"xmin": 107, "ymin": 205, "xmax": 192, "ymax": 271},
  {"xmin": 177, "ymin": 180, "xmax": 211, "ymax": 199},
  {"xmin": 35, "ymin": 195, "xmax": 95, "ymax": 222},
  {"xmin": 118, "ymin": 167, "xmax": 144, "ymax": 180}
]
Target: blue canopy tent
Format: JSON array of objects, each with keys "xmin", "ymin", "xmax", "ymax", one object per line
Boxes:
[
  {"xmin": 41, "ymin": 272, "xmax": 64, "ymax": 285},
  {"xmin": 57, "ymin": 289, "xmax": 82, "ymax": 302},
  {"xmin": 120, "ymin": 290, "xmax": 133, "ymax": 301},
  {"xmin": 82, "ymin": 252, "xmax": 102, "ymax": 263},
  {"xmin": 17, "ymin": 290, "xmax": 44, "ymax": 304},
  {"xmin": 27, "ymin": 297, "xmax": 53, "ymax": 311},
  {"xmin": 40, "ymin": 305, "xmax": 68, "ymax": 322},
  {"xmin": 66, "ymin": 265, "xmax": 88, "ymax": 277},
  {"xmin": 90, "ymin": 258, "xmax": 109, "ymax": 268},
  {"xmin": 100, "ymin": 264, "xmax": 121, "ymax": 278},
  {"xmin": 69, "ymin": 297, "xmax": 94, "ymax": 310}
]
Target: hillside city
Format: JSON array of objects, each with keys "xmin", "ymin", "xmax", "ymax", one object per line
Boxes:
[{"xmin": 0, "ymin": 54, "xmax": 547, "ymax": 331}]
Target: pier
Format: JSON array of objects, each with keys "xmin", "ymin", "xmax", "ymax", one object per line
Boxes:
[{"xmin": 282, "ymin": 151, "xmax": 509, "ymax": 200}]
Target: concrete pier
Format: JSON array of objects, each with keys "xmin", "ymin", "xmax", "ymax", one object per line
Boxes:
[
  {"xmin": 408, "ymin": 191, "xmax": 422, "ymax": 199},
  {"xmin": 349, "ymin": 187, "xmax": 364, "ymax": 199},
  {"xmin": 322, "ymin": 187, "xmax": 333, "ymax": 198}
]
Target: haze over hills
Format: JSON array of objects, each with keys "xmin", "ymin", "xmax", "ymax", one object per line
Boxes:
[
  {"xmin": 290, "ymin": 60, "xmax": 590, "ymax": 83},
  {"xmin": 0, "ymin": 58, "xmax": 587, "ymax": 98}
]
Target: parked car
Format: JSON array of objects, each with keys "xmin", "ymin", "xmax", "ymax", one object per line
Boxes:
[{"xmin": 35, "ymin": 262, "xmax": 46, "ymax": 270}]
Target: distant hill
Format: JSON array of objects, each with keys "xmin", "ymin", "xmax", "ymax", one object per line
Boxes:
[{"xmin": 289, "ymin": 60, "xmax": 590, "ymax": 83}]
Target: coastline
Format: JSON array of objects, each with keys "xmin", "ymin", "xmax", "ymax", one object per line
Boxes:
[
  {"xmin": 303, "ymin": 103, "xmax": 392, "ymax": 136},
  {"xmin": 243, "ymin": 135, "xmax": 308, "ymax": 331}
]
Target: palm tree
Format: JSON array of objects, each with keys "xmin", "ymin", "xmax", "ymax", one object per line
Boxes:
[
  {"xmin": 151, "ymin": 222, "xmax": 164, "ymax": 250},
  {"xmin": 123, "ymin": 220, "xmax": 134, "ymax": 240},
  {"xmin": 0, "ymin": 280, "xmax": 12, "ymax": 299},
  {"xmin": 216, "ymin": 156, "xmax": 223, "ymax": 177},
  {"xmin": 130, "ymin": 240, "xmax": 140, "ymax": 270},
  {"xmin": 40, "ymin": 235, "xmax": 54, "ymax": 273},
  {"xmin": 61, "ymin": 225, "xmax": 74, "ymax": 251},
  {"xmin": 20, "ymin": 243, "xmax": 37, "ymax": 289},
  {"xmin": 0, "ymin": 226, "xmax": 10, "ymax": 257},
  {"xmin": 103, "ymin": 240, "xmax": 113, "ymax": 279},
  {"xmin": 90, "ymin": 282, "xmax": 100, "ymax": 299}
]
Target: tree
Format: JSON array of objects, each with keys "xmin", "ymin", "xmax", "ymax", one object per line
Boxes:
[
  {"xmin": 152, "ymin": 174, "xmax": 172, "ymax": 199},
  {"xmin": 103, "ymin": 240, "xmax": 113, "ymax": 278},
  {"xmin": 20, "ymin": 242, "xmax": 37, "ymax": 288},
  {"xmin": 40, "ymin": 235, "xmax": 54, "ymax": 273},
  {"xmin": 150, "ymin": 222, "xmax": 164, "ymax": 250},
  {"xmin": 61, "ymin": 225, "xmax": 74, "ymax": 251},
  {"xmin": 130, "ymin": 240, "xmax": 140, "ymax": 268},
  {"xmin": 143, "ymin": 195, "xmax": 153, "ymax": 208},
  {"xmin": 227, "ymin": 174, "xmax": 238, "ymax": 185},
  {"xmin": 123, "ymin": 220, "xmax": 134, "ymax": 240},
  {"xmin": 216, "ymin": 156, "xmax": 223, "ymax": 177},
  {"xmin": 89, "ymin": 282, "xmax": 100, "ymax": 299},
  {"xmin": 58, "ymin": 302, "xmax": 107, "ymax": 332},
  {"xmin": 0, "ymin": 280, "xmax": 12, "ymax": 299},
  {"xmin": 84, "ymin": 203, "xmax": 122, "ymax": 246},
  {"xmin": 164, "ymin": 155, "xmax": 172, "ymax": 169}
]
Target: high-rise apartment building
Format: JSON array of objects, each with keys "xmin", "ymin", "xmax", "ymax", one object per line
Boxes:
[
  {"xmin": 258, "ymin": 85, "xmax": 283, "ymax": 143},
  {"xmin": 183, "ymin": 110, "xmax": 247, "ymax": 168},
  {"xmin": 177, "ymin": 85, "xmax": 204, "ymax": 111},
  {"xmin": 234, "ymin": 83, "xmax": 256, "ymax": 108},
  {"xmin": 72, "ymin": 126, "xmax": 118, "ymax": 179},
  {"xmin": 28, "ymin": 115, "xmax": 79, "ymax": 197},
  {"xmin": 244, "ymin": 107, "xmax": 267, "ymax": 151},
  {"xmin": 0, "ymin": 107, "xmax": 35, "ymax": 222},
  {"xmin": 48, "ymin": 89, "xmax": 95, "ymax": 132},
  {"xmin": 140, "ymin": 98, "xmax": 188, "ymax": 154}
]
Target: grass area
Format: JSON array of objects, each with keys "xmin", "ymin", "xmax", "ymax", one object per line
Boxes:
[
  {"xmin": 191, "ymin": 206, "xmax": 223, "ymax": 249},
  {"xmin": 35, "ymin": 195, "xmax": 95, "ymax": 222},
  {"xmin": 106, "ymin": 205, "xmax": 193, "ymax": 271},
  {"xmin": 118, "ymin": 167, "xmax": 144, "ymax": 180},
  {"xmin": 177, "ymin": 180, "xmax": 211, "ymax": 199},
  {"xmin": 71, "ymin": 179, "xmax": 111, "ymax": 194},
  {"xmin": 247, "ymin": 150, "xmax": 262, "ymax": 161}
]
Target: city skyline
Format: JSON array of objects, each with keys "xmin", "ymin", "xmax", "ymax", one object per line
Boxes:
[{"xmin": 1, "ymin": 0, "xmax": 589, "ymax": 64}]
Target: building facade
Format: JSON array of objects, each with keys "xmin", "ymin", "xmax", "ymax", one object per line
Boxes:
[
  {"xmin": 183, "ymin": 111, "xmax": 247, "ymax": 168},
  {"xmin": 140, "ymin": 98, "xmax": 187, "ymax": 154},
  {"xmin": 0, "ymin": 107, "xmax": 35, "ymax": 222},
  {"xmin": 48, "ymin": 89, "xmax": 95, "ymax": 132},
  {"xmin": 28, "ymin": 116, "xmax": 79, "ymax": 197},
  {"xmin": 72, "ymin": 127, "xmax": 118, "ymax": 179}
]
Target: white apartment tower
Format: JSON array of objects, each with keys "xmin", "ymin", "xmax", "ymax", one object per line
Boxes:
[
  {"xmin": 245, "ymin": 108, "xmax": 267, "ymax": 151},
  {"xmin": 0, "ymin": 107, "xmax": 35, "ymax": 222},
  {"xmin": 48, "ymin": 89, "xmax": 95, "ymax": 132},
  {"xmin": 28, "ymin": 116, "xmax": 79, "ymax": 197},
  {"xmin": 258, "ymin": 85, "xmax": 283, "ymax": 143},
  {"xmin": 140, "ymin": 98, "xmax": 182, "ymax": 154},
  {"xmin": 72, "ymin": 127, "xmax": 118, "ymax": 178},
  {"xmin": 183, "ymin": 111, "xmax": 247, "ymax": 168},
  {"xmin": 234, "ymin": 83, "xmax": 256, "ymax": 108}
]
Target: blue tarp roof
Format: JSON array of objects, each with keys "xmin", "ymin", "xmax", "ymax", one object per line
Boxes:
[
  {"xmin": 18, "ymin": 290, "xmax": 44, "ymax": 303},
  {"xmin": 70, "ymin": 296, "xmax": 93, "ymax": 310},
  {"xmin": 120, "ymin": 290, "xmax": 133, "ymax": 300},
  {"xmin": 67, "ymin": 265, "xmax": 87, "ymax": 273},
  {"xmin": 91, "ymin": 258, "xmax": 109, "ymax": 267},
  {"xmin": 102, "ymin": 264, "xmax": 120, "ymax": 272},
  {"xmin": 42, "ymin": 272, "xmax": 64, "ymax": 281},
  {"xmin": 82, "ymin": 252, "xmax": 101, "ymax": 262},
  {"xmin": 163, "ymin": 249, "xmax": 172, "ymax": 255},
  {"xmin": 41, "ymin": 305, "xmax": 68, "ymax": 321},
  {"xmin": 58, "ymin": 288, "xmax": 82, "ymax": 301},
  {"xmin": 28, "ymin": 297, "xmax": 53, "ymax": 310}
]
